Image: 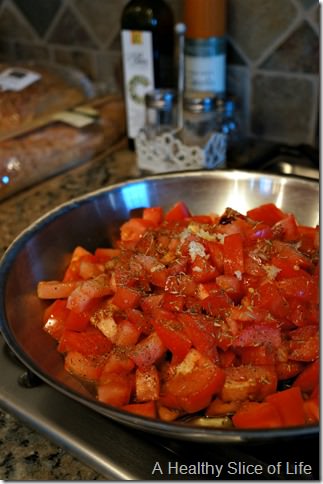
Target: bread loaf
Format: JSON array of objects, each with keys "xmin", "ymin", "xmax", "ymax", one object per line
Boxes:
[{"xmin": 0, "ymin": 63, "xmax": 87, "ymax": 138}]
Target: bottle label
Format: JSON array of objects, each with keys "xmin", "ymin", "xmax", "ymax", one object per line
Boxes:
[
  {"xmin": 121, "ymin": 30, "xmax": 155, "ymax": 139},
  {"xmin": 185, "ymin": 37, "xmax": 226, "ymax": 94}
]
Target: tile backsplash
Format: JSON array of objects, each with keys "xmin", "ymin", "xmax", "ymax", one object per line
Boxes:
[{"xmin": 0, "ymin": 0, "xmax": 319, "ymax": 147}]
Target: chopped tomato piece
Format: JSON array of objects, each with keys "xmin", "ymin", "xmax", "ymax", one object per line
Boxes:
[
  {"xmin": 293, "ymin": 359, "xmax": 319, "ymax": 393},
  {"xmin": 111, "ymin": 286, "xmax": 141, "ymax": 310},
  {"xmin": 120, "ymin": 218, "xmax": 154, "ymax": 242},
  {"xmin": 221, "ymin": 365, "xmax": 277, "ymax": 402},
  {"xmin": 151, "ymin": 309, "xmax": 191, "ymax": 362},
  {"xmin": 58, "ymin": 326, "xmax": 112, "ymax": 357},
  {"xmin": 247, "ymin": 203, "xmax": 285, "ymax": 226},
  {"xmin": 265, "ymin": 387, "xmax": 305, "ymax": 427},
  {"xmin": 43, "ymin": 299, "xmax": 69, "ymax": 340},
  {"xmin": 223, "ymin": 233, "xmax": 244, "ymax": 276},
  {"xmin": 64, "ymin": 351, "xmax": 104, "ymax": 381},
  {"xmin": 97, "ymin": 373, "xmax": 132, "ymax": 407},
  {"xmin": 142, "ymin": 206, "xmax": 163, "ymax": 226},
  {"xmin": 164, "ymin": 201, "xmax": 191, "ymax": 222},
  {"xmin": 130, "ymin": 332, "xmax": 166, "ymax": 369},
  {"xmin": 232, "ymin": 401, "xmax": 283, "ymax": 429},
  {"xmin": 135, "ymin": 366, "xmax": 160, "ymax": 402},
  {"xmin": 122, "ymin": 401, "xmax": 157, "ymax": 418}
]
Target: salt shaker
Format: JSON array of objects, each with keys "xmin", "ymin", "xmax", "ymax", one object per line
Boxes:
[
  {"xmin": 181, "ymin": 91, "xmax": 217, "ymax": 146},
  {"xmin": 144, "ymin": 89, "xmax": 178, "ymax": 139}
]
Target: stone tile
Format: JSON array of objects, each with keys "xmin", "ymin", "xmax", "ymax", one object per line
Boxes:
[
  {"xmin": 53, "ymin": 47, "xmax": 96, "ymax": 80},
  {"xmin": 0, "ymin": 3, "xmax": 35, "ymax": 41},
  {"xmin": 13, "ymin": 0, "xmax": 61, "ymax": 37},
  {"xmin": 262, "ymin": 22, "xmax": 319, "ymax": 74},
  {"xmin": 0, "ymin": 39, "xmax": 13, "ymax": 61},
  {"xmin": 48, "ymin": 5, "xmax": 97, "ymax": 48},
  {"xmin": 251, "ymin": 74, "xmax": 316, "ymax": 145},
  {"xmin": 75, "ymin": 0, "xmax": 125, "ymax": 46},
  {"xmin": 228, "ymin": 0, "xmax": 297, "ymax": 62}
]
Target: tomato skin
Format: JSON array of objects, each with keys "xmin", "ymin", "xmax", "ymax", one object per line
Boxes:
[
  {"xmin": 265, "ymin": 387, "xmax": 306, "ymax": 426},
  {"xmin": 293, "ymin": 359, "xmax": 319, "ymax": 393},
  {"xmin": 151, "ymin": 309, "xmax": 192, "ymax": 362},
  {"xmin": 120, "ymin": 218, "xmax": 154, "ymax": 242},
  {"xmin": 277, "ymin": 276, "xmax": 317, "ymax": 303},
  {"xmin": 111, "ymin": 286, "xmax": 141, "ymax": 310},
  {"xmin": 232, "ymin": 401, "xmax": 283, "ymax": 429},
  {"xmin": 97, "ymin": 373, "xmax": 133, "ymax": 407},
  {"xmin": 164, "ymin": 201, "xmax": 191, "ymax": 222},
  {"xmin": 223, "ymin": 233, "xmax": 244, "ymax": 276},
  {"xmin": 247, "ymin": 203, "xmax": 285, "ymax": 226},
  {"xmin": 43, "ymin": 299, "xmax": 69, "ymax": 340},
  {"xmin": 142, "ymin": 207, "xmax": 163, "ymax": 226},
  {"xmin": 122, "ymin": 401, "xmax": 157, "ymax": 418},
  {"xmin": 58, "ymin": 327, "xmax": 112, "ymax": 357}
]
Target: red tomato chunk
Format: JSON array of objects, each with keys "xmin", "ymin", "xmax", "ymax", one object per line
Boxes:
[{"xmin": 38, "ymin": 201, "xmax": 319, "ymax": 429}]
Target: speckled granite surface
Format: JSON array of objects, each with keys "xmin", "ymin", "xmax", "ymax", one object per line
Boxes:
[{"xmin": 0, "ymin": 142, "xmax": 138, "ymax": 481}]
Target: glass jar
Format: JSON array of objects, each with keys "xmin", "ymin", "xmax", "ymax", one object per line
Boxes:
[
  {"xmin": 181, "ymin": 91, "xmax": 217, "ymax": 146},
  {"xmin": 144, "ymin": 88, "xmax": 178, "ymax": 138}
]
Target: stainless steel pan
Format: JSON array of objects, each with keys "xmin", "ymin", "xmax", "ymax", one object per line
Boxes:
[{"xmin": 0, "ymin": 170, "xmax": 319, "ymax": 443}]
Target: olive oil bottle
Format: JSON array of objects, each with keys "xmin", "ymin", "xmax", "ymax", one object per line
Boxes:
[{"xmin": 121, "ymin": 0, "xmax": 175, "ymax": 149}]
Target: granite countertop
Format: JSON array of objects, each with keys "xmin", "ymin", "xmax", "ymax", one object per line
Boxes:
[{"xmin": 0, "ymin": 141, "xmax": 139, "ymax": 480}]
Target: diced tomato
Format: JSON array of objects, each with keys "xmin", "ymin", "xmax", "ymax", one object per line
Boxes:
[
  {"xmin": 120, "ymin": 218, "xmax": 154, "ymax": 242},
  {"xmin": 66, "ymin": 274, "xmax": 113, "ymax": 313},
  {"xmin": 37, "ymin": 280, "xmax": 80, "ymax": 299},
  {"xmin": 303, "ymin": 390, "xmax": 319, "ymax": 424},
  {"xmin": 100, "ymin": 349, "xmax": 135, "ymax": 377},
  {"xmin": 43, "ymin": 299, "xmax": 69, "ymax": 340},
  {"xmin": 239, "ymin": 345, "xmax": 276, "ymax": 368},
  {"xmin": 189, "ymin": 255, "xmax": 218, "ymax": 283},
  {"xmin": 207, "ymin": 241, "xmax": 224, "ymax": 273},
  {"xmin": 97, "ymin": 372, "xmax": 133, "ymax": 407},
  {"xmin": 275, "ymin": 361, "xmax": 304, "ymax": 381},
  {"xmin": 164, "ymin": 201, "xmax": 191, "ymax": 222},
  {"xmin": 94, "ymin": 248, "xmax": 120, "ymax": 262},
  {"xmin": 58, "ymin": 326, "xmax": 112, "ymax": 357},
  {"xmin": 135, "ymin": 366, "xmax": 160, "ymax": 402},
  {"xmin": 115, "ymin": 319, "xmax": 141, "ymax": 346},
  {"xmin": 142, "ymin": 206, "xmax": 163, "ymax": 226},
  {"xmin": 130, "ymin": 332, "xmax": 166, "ymax": 369},
  {"xmin": 221, "ymin": 365, "xmax": 277, "ymax": 402},
  {"xmin": 232, "ymin": 401, "xmax": 283, "ymax": 429},
  {"xmin": 277, "ymin": 276, "xmax": 318, "ymax": 303},
  {"xmin": 216, "ymin": 275, "xmax": 243, "ymax": 303},
  {"xmin": 178, "ymin": 312, "xmax": 219, "ymax": 360},
  {"xmin": 64, "ymin": 351, "xmax": 104, "ymax": 381},
  {"xmin": 63, "ymin": 246, "xmax": 92, "ymax": 281},
  {"xmin": 254, "ymin": 281, "xmax": 289, "ymax": 319},
  {"xmin": 162, "ymin": 293, "xmax": 186, "ymax": 312},
  {"xmin": 65, "ymin": 298, "xmax": 101, "ymax": 331},
  {"xmin": 265, "ymin": 387, "xmax": 305, "ymax": 427},
  {"xmin": 293, "ymin": 359, "xmax": 319, "ymax": 394},
  {"xmin": 272, "ymin": 213, "xmax": 300, "ymax": 241},
  {"xmin": 161, "ymin": 350, "xmax": 225, "ymax": 413},
  {"xmin": 151, "ymin": 309, "xmax": 191, "ymax": 362},
  {"xmin": 223, "ymin": 233, "xmax": 244, "ymax": 276},
  {"xmin": 122, "ymin": 401, "xmax": 157, "ymax": 418},
  {"xmin": 234, "ymin": 322, "xmax": 281, "ymax": 349},
  {"xmin": 288, "ymin": 326, "xmax": 319, "ymax": 362},
  {"xmin": 247, "ymin": 203, "xmax": 285, "ymax": 226},
  {"xmin": 206, "ymin": 398, "xmax": 241, "ymax": 417},
  {"xmin": 111, "ymin": 286, "xmax": 141, "ymax": 310}
]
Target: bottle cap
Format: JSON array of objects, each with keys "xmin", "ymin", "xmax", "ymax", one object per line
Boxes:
[{"xmin": 184, "ymin": 0, "xmax": 226, "ymax": 38}]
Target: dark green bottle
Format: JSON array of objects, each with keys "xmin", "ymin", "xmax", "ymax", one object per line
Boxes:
[{"xmin": 121, "ymin": 0, "xmax": 175, "ymax": 149}]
